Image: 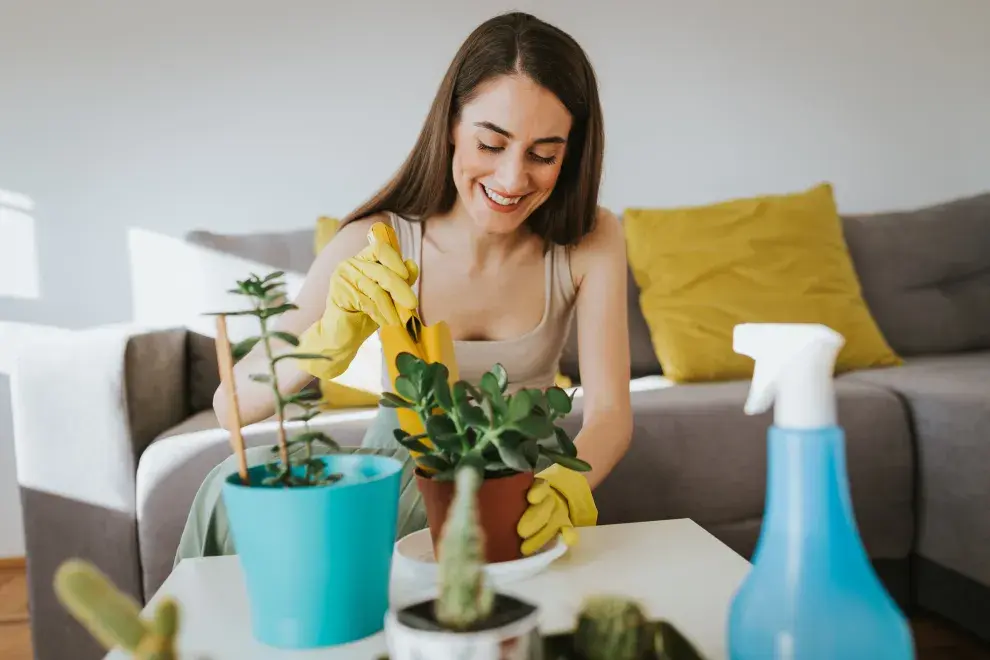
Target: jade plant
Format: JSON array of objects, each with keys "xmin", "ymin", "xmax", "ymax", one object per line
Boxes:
[
  {"xmin": 54, "ymin": 559, "xmax": 180, "ymax": 660},
  {"xmin": 208, "ymin": 270, "xmax": 342, "ymax": 487},
  {"xmin": 379, "ymin": 352, "xmax": 591, "ymax": 479}
]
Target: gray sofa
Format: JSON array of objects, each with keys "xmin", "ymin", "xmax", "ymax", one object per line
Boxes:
[{"xmin": 13, "ymin": 191, "xmax": 990, "ymax": 659}]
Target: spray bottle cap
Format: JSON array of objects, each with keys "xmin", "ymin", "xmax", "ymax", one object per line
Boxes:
[{"xmin": 733, "ymin": 323, "xmax": 846, "ymax": 429}]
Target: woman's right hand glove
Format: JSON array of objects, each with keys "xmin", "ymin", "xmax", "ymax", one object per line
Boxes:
[{"xmin": 296, "ymin": 231, "xmax": 419, "ymax": 380}]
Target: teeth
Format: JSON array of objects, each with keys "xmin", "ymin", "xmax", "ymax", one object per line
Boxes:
[{"xmin": 483, "ymin": 185, "xmax": 521, "ymax": 206}]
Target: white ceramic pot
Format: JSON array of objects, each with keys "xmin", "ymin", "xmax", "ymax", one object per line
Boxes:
[{"xmin": 384, "ymin": 601, "xmax": 543, "ymax": 660}]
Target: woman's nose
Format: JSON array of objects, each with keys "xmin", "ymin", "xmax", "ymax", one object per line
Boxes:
[{"xmin": 494, "ymin": 155, "xmax": 528, "ymax": 194}]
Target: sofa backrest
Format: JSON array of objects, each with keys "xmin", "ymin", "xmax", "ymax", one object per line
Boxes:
[{"xmin": 841, "ymin": 190, "xmax": 990, "ymax": 357}]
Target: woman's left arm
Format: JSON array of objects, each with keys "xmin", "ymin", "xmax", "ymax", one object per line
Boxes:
[{"xmin": 568, "ymin": 207, "xmax": 633, "ymax": 489}]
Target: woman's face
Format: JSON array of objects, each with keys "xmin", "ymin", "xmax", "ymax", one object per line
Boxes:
[{"xmin": 449, "ymin": 74, "xmax": 572, "ymax": 235}]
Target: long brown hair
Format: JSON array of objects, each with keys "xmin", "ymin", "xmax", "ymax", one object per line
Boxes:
[{"xmin": 342, "ymin": 11, "xmax": 605, "ymax": 247}]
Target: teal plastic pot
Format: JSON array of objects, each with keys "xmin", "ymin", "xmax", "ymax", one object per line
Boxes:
[{"xmin": 222, "ymin": 453, "xmax": 403, "ymax": 649}]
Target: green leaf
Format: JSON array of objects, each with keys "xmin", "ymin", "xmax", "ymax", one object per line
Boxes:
[
  {"xmin": 513, "ymin": 414, "xmax": 554, "ymax": 439},
  {"xmin": 541, "ymin": 449, "xmax": 592, "ymax": 472},
  {"xmin": 457, "ymin": 400, "xmax": 488, "ymax": 428},
  {"xmin": 462, "ymin": 382, "xmax": 485, "ymax": 402},
  {"xmin": 380, "ymin": 392, "xmax": 413, "ymax": 409},
  {"xmin": 395, "ymin": 352, "xmax": 421, "ymax": 377},
  {"xmin": 493, "ymin": 438, "xmax": 532, "ymax": 472},
  {"xmin": 262, "ymin": 271, "xmax": 285, "ymax": 282},
  {"xmin": 273, "ymin": 352, "xmax": 332, "ymax": 364},
  {"xmin": 433, "ymin": 366, "xmax": 453, "ymax": 412},
  {"xmin": 546, "ymin": 386, "xmax": 573, "ymax": 415},
  {"xmin": 491, "ymin": 363, "xmax": 508, "ymax": 393},
  {"xmin": 393, "ymin": 429, "xmax": 433, "ymax": 454},
  {"xmin": 426, "ymin": 413, "xmax": 456, "ymax": 438},
  {"xmin": 259, "ymin": 303, "xmax": 298, "ymax": 319},
  {"xmin": 231, "ymin": 336, "xmax": 261, "ymax": 360},
  {"xmin": 270, "ymin": 331, "xmax": 300, "ymax": 346},
  {"xmin": 283, "ymin": 389, "xmax": 323, "ymax": 405},
  {"xmin": 507, "ymin": 389, "xmax": 532, "ymax": 422},
  {"xmin": 425, "ymin": 415, "xmax": 461, "ymax": 453},
  {"xmin": 452, "ymin": 381, "xmax": 468, "ymax": 404},
  {"xmin": 520, "ymin": 438, "xmax": 540, "ymax": 466},
  {"xmin": 417, "ymin": 454, "xmax": 453, "ymax": 473},
  {"xmin": 394, "ymin": 376, "xmax": 419, "ymax": 403},
  {"xmin": 554, "ymin": 427, "xmax": 577, "ymax": 458},
  {"xmin": 249, "ymin": 373, "xmax": 272, "ymax": 384}
]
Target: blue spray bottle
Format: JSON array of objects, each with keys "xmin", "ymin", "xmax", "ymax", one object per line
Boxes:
[{"xmin": 727, "ymin": 323, "xmax": 915, "ymax": 660}]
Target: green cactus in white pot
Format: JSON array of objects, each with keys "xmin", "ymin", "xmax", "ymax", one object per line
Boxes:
[{"xmin": 384, "ymin": 457, "xmax": 543, "ymax": 659}]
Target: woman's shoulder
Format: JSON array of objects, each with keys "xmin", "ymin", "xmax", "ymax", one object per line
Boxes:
[{"xmin": 567, "ymin": 205, "xmax": 626, "ymax": 290}]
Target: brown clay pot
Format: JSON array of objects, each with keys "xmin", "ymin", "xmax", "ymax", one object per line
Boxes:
[{"xmin": 416, "ymin": 470, "xmax": 535, "ymax": 564}]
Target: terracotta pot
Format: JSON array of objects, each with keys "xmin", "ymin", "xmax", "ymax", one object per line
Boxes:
[{"xmin": 416, "ymin": 470, "xmax": 535, "ymax": 564}]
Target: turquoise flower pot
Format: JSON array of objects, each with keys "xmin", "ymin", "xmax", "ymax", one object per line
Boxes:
[{"xmin": 223, "ymin": 453, "xmax": 403, "ymax": 649}]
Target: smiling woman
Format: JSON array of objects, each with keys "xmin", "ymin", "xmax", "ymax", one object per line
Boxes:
[{"xmin": 179, "ymin": 11, "xmax": 631, "ymax": 568}]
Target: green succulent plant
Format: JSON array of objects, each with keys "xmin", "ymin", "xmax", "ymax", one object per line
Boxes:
[
  {"xmin": 208, "ymin": 271, "xmax": 342, "ymax": 487},
  {"xmin": 574, "ymin": 595, "xmax": 650, "ymax": 660},
  {"xmin": 379, "ymin": 352, "xmax": 591, "ymax": 479},
  {"xmin": 54, "ymin": 559, "xmax": 180, "ymax": 660},
  {"xmin": 434, "ymin": 459, "xmax": 493, "ymax": 629}
]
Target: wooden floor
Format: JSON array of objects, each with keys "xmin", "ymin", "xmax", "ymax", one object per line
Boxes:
[{"xmin": 1, "ymin": 561, "xmax": 989, "ymax": 659}]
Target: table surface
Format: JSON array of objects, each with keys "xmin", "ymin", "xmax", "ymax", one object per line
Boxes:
[{"xmin": 106, "ymin": 519, "xmax": 751, "ymax": 660}]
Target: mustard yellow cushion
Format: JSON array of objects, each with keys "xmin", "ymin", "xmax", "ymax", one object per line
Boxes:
[
  {"xmin": 311, "ymin": 215, "xmax": 381, "ymax": 409},
  {"xmin": 623, "ymin": 183, "xmax": 902, "ymax": 383}
]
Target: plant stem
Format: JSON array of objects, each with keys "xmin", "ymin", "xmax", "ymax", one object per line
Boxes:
[{"xmin": 258, "ymin": 310, "xmax": 290, "ymax": 473}]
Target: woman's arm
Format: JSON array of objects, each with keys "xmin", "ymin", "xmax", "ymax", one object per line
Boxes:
[
  {"xmin": 567, "ymin": 207, "xmax": 634, "ymax": 489},
  {"xmin": 212, "ymin": 215, "xmax": 381, "ymax": 430}
]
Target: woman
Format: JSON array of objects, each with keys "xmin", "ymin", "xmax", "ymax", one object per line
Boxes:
[{"xmin": 175, "ymin": 10, "xmax": 632, "ymax": 564}]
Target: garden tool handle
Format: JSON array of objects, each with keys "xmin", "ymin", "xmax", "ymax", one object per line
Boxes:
[{"xmin": 367, "ymin": 222, "xmax": 422, "ymax": 339}]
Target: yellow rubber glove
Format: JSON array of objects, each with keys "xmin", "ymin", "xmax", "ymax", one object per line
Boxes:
[
  {"xmin": 517, "ymin": 463, "xmax": 598, "ymax": 556},
  {"xmin": 296, "ymin": 231, "xmax": 419, "ymax": 381}
]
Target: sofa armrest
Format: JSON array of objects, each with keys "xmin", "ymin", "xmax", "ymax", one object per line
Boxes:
[{"xmin": 11, "ymin": 323, "xmax": 190, "ymax": 660}]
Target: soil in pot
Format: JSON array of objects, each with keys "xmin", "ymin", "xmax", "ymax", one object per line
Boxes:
[
  {"xmin": 397, "ymin": 593, "xmax": 538, "ymax": 634},
  {"xmin": 416, "ymin": 469, "xmax": 534, "ymax": 563}
]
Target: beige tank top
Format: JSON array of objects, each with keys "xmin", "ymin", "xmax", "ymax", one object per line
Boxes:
[{"xmin": 379, "ymin": 212, "xmax": 578, "ymax": 394}]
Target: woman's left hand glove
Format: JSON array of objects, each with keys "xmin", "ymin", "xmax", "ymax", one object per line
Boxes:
[{"xmin": 517, "ymin": 464, "xmax": 598, "ymax": 556}]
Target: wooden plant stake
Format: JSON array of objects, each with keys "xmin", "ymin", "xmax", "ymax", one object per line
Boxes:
[{"xmin": 214, "ymin": 315, "xmax": 250, "ymax": 484}]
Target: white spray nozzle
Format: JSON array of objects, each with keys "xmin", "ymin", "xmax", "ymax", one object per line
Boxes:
[{"xmin": 733, "ymin": 323, "xmax": 846, "ymax": 429}]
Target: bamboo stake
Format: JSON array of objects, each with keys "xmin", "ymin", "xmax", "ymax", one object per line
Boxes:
[{"xmin": 214, "ymin": 315, "xmax": 249, "ymax": 484}]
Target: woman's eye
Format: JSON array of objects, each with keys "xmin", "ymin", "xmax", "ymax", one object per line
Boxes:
[
  {"xmin": 529, "ymin": 153, "xmax": 557, "ymax": 165},
  {"xmin": 477, "ymin": 141, "xmax": 502, "ymax": 153}
]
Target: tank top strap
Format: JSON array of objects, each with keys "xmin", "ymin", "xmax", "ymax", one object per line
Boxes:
[{"xmin": 385, "ymin": 211, "xmax": 424, "ymax": 296}]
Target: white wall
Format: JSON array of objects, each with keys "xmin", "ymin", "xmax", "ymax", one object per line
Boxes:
[{"xmin": 1, "ymin": 0, "xmax": 989, "ymax": 556}]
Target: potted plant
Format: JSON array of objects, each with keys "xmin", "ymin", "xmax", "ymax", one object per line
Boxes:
[
  {"xmin": 541, "ymin": 595, "xmax": 707, "ymax": 660},
  {"xmin": 209, "ymin": 271, "xmax": 405, "ymax": 650},
  {"xmin": 380, "ymin": 352, "xmax": 591, "ymax": 563},
  {"xmin": 54, "ymin": 559, "xmax": 181, "ymax": 660},
  {"xmin": 384, "ymin": 458, "xmax": 545, "ymax": 659}
]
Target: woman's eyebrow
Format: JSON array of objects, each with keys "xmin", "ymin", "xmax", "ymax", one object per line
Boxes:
[{"xmin": 474, "ymin": 121, "xmax": 566, "ymax": 145}]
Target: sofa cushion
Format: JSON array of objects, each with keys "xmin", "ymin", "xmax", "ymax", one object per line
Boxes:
[
  {"xmin": 555, "ymin": 376, "xmax": 915, "ymax": 561},
  {"xmin": 841, "ymin": 191, "xmax": 990, "ymax": 356},
  {"xmin": 184, "ymin": 227, "xmax": 315, "ymax": 275},
  {"xmin": 622, "ymin": 183, "xmax": 902, "ymax": 383},
  {"xmin": 844, "ymin": 351, "xmax": 990, "ymax": 588}
]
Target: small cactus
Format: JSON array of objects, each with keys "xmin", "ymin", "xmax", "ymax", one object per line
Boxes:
[
  {"xmin": 433, "ymin": 461, "xmax": 494, "ymax": 629},
  {"xmin": 54, "ymin": 559, "xmax": 180, "ymax": 660},
  {"xmin": 574, "ymin": 595, "xmax": 649, "ymax": 660}
]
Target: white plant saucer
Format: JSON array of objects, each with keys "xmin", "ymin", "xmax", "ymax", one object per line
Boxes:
[{"xmin": 392, "ymin": 528, "xmax": 567, "ymax": 590}]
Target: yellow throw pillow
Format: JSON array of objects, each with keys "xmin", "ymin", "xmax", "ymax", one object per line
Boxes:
[
  {"xmin": 311, "ymin": 215, "xmax": 382, "ymax": 409},
  {"xmin": 623, "ymin": 183, "xmax": 901, "ymax": 383}
]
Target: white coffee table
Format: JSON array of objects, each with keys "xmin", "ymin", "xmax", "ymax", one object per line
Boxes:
[{"xmin": 106, "ymin": 519, "xmax": 751, "ymax": 660}]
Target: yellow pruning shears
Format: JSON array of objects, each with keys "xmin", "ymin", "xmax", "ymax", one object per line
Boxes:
[{"xmin": 369, "ymin": 222, "xmax": 459, "ymax": 460}]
